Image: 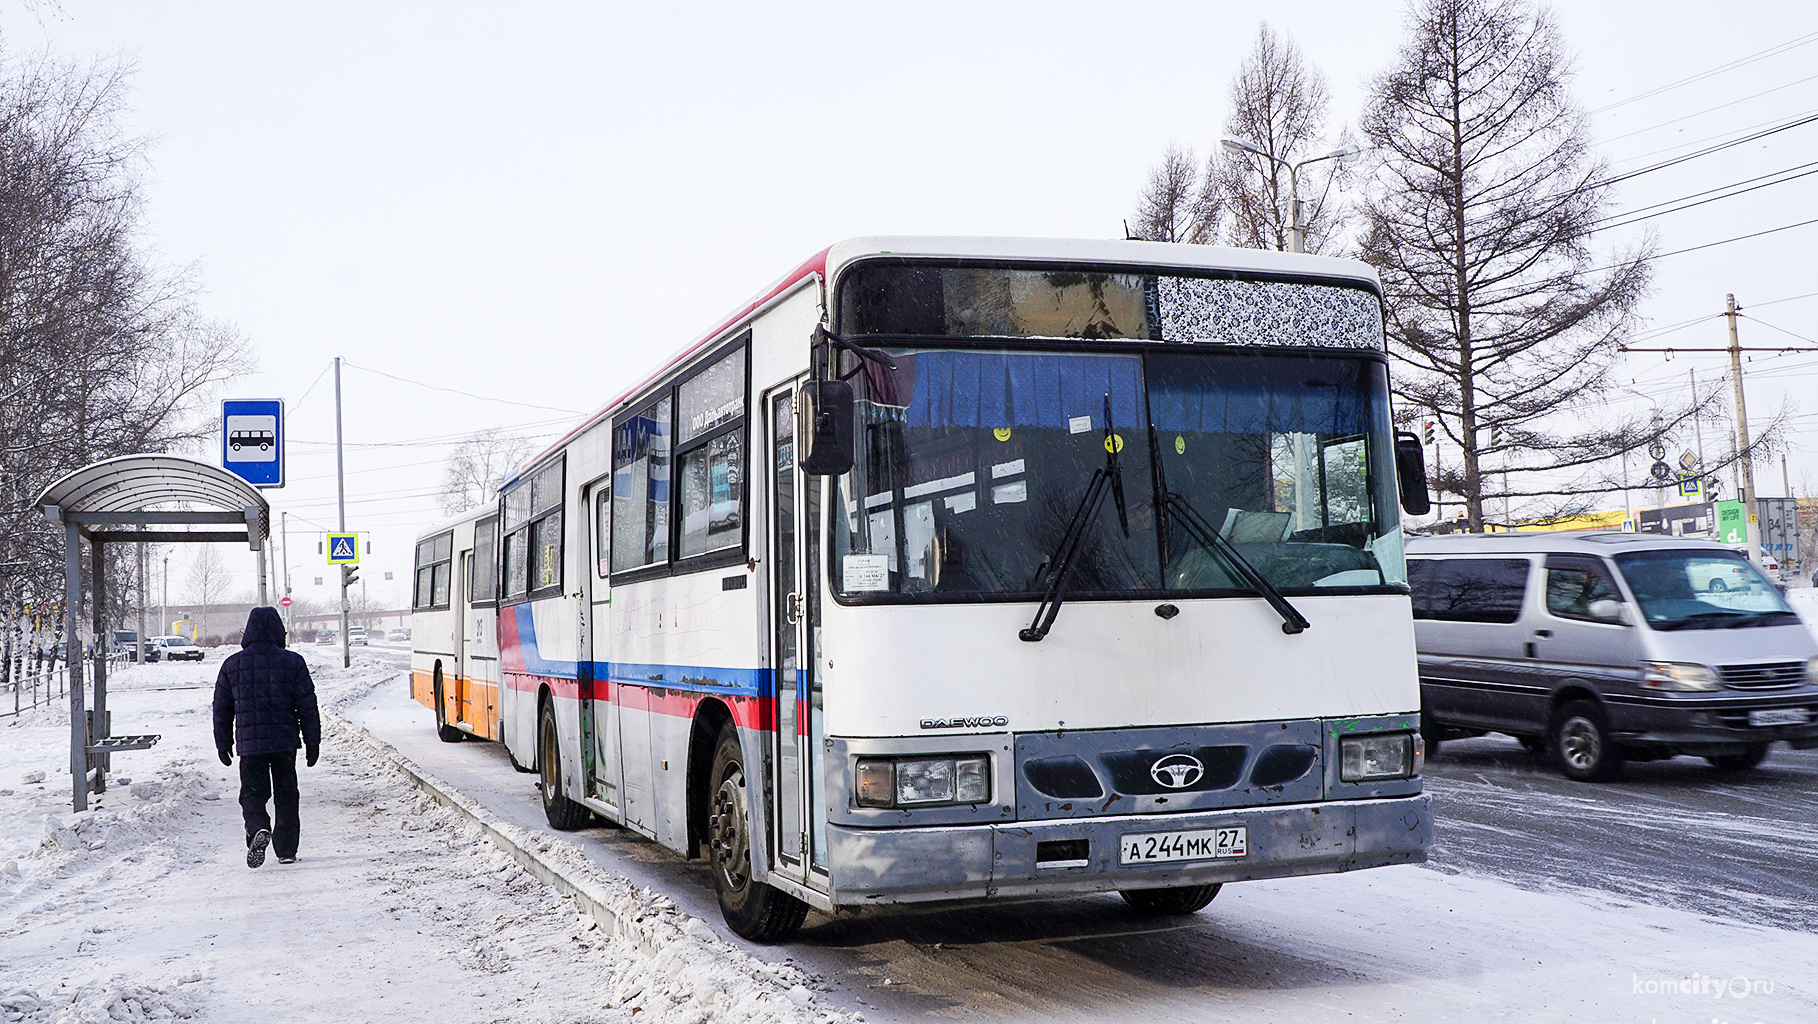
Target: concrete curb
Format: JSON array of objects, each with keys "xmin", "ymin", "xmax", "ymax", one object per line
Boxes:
[{"xmin": 321, "ymin": 705, "xmax": 682, "ymax": 959}]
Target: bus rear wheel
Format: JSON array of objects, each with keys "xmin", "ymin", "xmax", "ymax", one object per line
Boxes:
[
  {"xmin": 706, "ymin": 723, "xmax": 807, "ymax": 943},
  {"xmin": 433, "ymin": 670, "xmax": 465, "ymax": 744},
  {"xmin": 539, "ymin": 699, "xmax": 591, "ymax": 831},
  {"xmin": 1120, "ymin": 883, "xmax": 1222, "ymax": 915}
]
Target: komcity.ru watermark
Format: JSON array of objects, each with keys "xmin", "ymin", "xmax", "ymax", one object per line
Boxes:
[{"xmin": 1632, "ymin": 972, "xmax": 1774, "ymax": 999}]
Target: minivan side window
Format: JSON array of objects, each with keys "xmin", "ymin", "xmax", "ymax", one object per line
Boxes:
[
  {"xmin": 1407, "ymin": 557, "xmax": 1529, "ymax": 623},
  {"xmin": 1544, "ymin": 555, "xmax": 1622, "ymax": 622}
]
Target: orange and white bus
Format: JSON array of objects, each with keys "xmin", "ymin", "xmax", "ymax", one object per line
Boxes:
[{"xmin": 409, "ymin": 509, "xmax": 503, "ymax": 744}]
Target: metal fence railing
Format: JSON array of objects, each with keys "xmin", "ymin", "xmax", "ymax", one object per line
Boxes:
[{"xmin": 1, "ymin": 651, "xmax": 133, "ymax": 720}]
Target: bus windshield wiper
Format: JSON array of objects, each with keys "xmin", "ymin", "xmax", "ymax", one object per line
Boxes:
[
  {"xmin": 1151, "ymin": 448, "xmax": 1308, "ymax": 636},
  {"xmin": 1020, "ymin": 395, "xmax": 1129, "ymax": 643}
]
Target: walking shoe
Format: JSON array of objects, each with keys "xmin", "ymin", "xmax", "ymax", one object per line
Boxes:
[
  {"xmin": 247, "ymin": 829, "xmax": 271, "ymax": 869},
  {"xmin": 277, "ymin": 856, "xmax": 296, "ymax": 864}
]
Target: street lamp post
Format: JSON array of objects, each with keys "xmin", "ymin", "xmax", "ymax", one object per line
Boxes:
[{"xmin": 1219, "ymin": 138, "xmax": 1364, "ymax": 254}]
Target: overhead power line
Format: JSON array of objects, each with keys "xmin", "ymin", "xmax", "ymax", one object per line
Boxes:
[
  {"xmin": 340, "ymin": 360, "xmax": 583, "ymax": 415},
  {"xmin": 1589, "ymin": 30, "xmax": 1818, "ymax": 115}
]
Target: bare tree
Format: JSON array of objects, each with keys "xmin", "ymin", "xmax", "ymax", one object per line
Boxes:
[
  {"xmin": 438, "ymin": 428, "xmax": 531, "ymax": 515},
  {"xmin": 1214, "ymin": 24, "xmax": 1348, "ymax": 253},
  {"xmin": 0, "ymin": 47, "xmax": 247, "ymax": 614},
  {"xmin": 1129, "ymin": 144, "xmax": 1217, "ymax": 243},
  {"xmin": 183, "ymin": 547, "xmax": 231, "ymax": 642},
  {"xmin": 1359, "ymin": 0, "xmax": 1721, "ymax": 530}
]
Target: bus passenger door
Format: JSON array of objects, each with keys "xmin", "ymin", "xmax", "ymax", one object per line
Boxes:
[
  {"xmin": 767, "ymin": 385, "xmax": 820, "ymax": 883},
  {"xmin": 453, "ymin": 551, "xmax": 472, "ymax": 729},
  {"xmin": 581, "ymin": 479, "xmax": 621, "ymax": 813}
]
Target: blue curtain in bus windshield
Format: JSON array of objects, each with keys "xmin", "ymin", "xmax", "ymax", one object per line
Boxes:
[{"xmin": 895, "ymin": 351, "xmax": 1369, "ymax": 435}]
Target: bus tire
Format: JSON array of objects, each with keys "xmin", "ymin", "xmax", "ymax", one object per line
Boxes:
[
  {"xmin": 1550, "ymin": 700, "xmax": 1623, "ymax": 782},
  {"xmin": 1119, "ymin": 883, "xmax": 1222, "ymax": 915},
  {"xmin": 706, "ymin": 723, "xmax": 807, "ymax": 943},
  {"xmin": 433, "ymin": 669, "xmax": 465, "ymax": 743},
  {"xmin": 539, "ymin": 699, "xmax": 591, "ymax": 831},
  {"xmin": 1418, "ymin": 710, "xmax": 1444, "ymax": 759}
]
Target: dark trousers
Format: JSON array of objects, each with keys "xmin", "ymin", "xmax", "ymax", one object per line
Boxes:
[{"xmin": 238, "ymin": 751, "xmax": 300, "ymax": 859}]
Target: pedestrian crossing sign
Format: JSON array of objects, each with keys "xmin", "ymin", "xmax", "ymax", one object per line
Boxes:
[{"xmin": 326, "ymin": 533, "xmax": 360, "ymax": 565}]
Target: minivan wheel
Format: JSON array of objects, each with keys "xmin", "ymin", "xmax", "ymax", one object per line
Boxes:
[
  {"xmin": 1551, "ymin": 700, "xmax": 1623, "ymax": 782},
  {"xmin": 1706, "ymin": 744, "xmax": 1769, "ymax": 771}
]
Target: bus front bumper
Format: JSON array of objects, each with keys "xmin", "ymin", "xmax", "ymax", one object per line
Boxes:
[{"xmin": 822, "ymin": 794, "xmax": 1431, "ymax": 905}]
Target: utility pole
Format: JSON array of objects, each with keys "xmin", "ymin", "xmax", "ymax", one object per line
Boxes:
[
  {"xmin": 1724, "ymin": 294, "xmax": 1763, "ymax": 565},
  {"xmin": 280, "ymin": 511, "xmax": 292, "ymax": 633},
  {"xmin": 136, "ymin": 541, "xmax": 147, "ymax": 664},
  {"xmin": 160, "ymin": 556, "xmax": 168, "ymax": 637},
  {"xmin": 335, "ymin": 356, "xmax": 350, "ymax": 669}
]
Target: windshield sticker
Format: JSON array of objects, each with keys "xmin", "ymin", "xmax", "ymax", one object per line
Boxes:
[
  {"xmin": 992, "ymin": 480, "xmax": 1028, "ymax": 505},
  {"xmin": 991, "ymin": 459, "xmax": 1024, "ymax": 478},
  {"xmin": 1069, "ymin": 415, "xmax": 1093, "ymax": 434},
  {"xmin": 944, "ymin": 491, "xmax": 978, "ymax": 513},
  {"xmin": 843, "ymin": 554, "xmax": 890, "ymax": 592},
  {"xmin": 904, "ymin": 502, "xmax": 935, "ymax": 578},
  {"xmin": 903, "ymin": 471, "xmax": 976, "ymax": 499}
]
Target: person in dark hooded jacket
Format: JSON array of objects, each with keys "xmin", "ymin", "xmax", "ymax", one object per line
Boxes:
[{"xmin": 212, "ymin": 607, "xmax": 320, "ymax": 868}]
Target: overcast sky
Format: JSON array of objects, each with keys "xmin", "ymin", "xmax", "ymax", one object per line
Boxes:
[{"xmin": 5, "ymin": 0, "xmax": 1814, "ymax": 609}]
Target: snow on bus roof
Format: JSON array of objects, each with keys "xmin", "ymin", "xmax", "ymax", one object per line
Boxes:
[{"xmin": 498, "ymin": 236, "xmax": 1383, "ymax": 490}]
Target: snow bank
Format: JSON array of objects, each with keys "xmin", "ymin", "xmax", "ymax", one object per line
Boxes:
[{"xmin": 0, "ymin": 654, "xmax": 859, "ymax": 1024}]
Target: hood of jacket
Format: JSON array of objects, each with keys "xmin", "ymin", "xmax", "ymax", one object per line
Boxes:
[{"xmin": 241, "ymin": 606, "xmax": 287, "ymax": 648}]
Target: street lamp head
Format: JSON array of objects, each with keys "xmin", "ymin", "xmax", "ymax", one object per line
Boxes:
[
  {"xmin": 1220, "ymin": 137, "xmax": 1266, "ymax": 159},
  {"xmin": 1328, "ymin": 144, "xmax": 1365, "ymax": 164}
]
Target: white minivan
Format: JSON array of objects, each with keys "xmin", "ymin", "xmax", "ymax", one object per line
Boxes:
[{"xmin": 1407, "ymin": 532, "xmax": 1818, "ymax": 781}]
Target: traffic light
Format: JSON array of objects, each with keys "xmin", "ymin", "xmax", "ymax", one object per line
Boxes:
[
  {"xmin": 340, "ymin": 564, "xmax": 360, "ymax": 588},
  {"xmin": 1423, "ymin": 421, "xmax": 1435, "ymax": 445}
]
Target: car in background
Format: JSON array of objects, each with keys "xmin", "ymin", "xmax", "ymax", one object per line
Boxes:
[
  {"xmin": 1407, "ymin": 532, "xmax": 1818, "ymax": 782},
  {"xmin": 150, "ymin": 635, "xmax": 205, "ymax": 662},
  {"xmin": 347, "ymin": 627, "xmax": 368, "ymax": 646},
  {"xmin": 386, "ymin": 627, "xmax": 411, "ymax": 643},
  {"xmin": 315, "ymin": 629, "xmax": 337, "ymax": 646}
]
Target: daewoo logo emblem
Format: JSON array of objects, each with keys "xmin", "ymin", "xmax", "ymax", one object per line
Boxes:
[{"xmin": 1150, "ymin": 753, "xmax": 1204, "ymax": 789}]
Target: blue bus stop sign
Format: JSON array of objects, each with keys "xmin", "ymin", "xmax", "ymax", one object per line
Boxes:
[{"xmin": 221, "ymin": 399, "xmax": 284, "ymax": 487}]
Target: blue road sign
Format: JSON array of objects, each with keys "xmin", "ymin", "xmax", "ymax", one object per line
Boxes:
[
  {"xmin": 222, "ymin": 399, "xmax": 284, "ymax": 487},
  {"xmin": 326, "ymin": 533, "xmax": 360, "ymax": 564}
]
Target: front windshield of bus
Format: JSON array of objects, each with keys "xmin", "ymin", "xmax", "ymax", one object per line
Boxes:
[
  {"xmin": 1613, "ymin": 549, "xmax": 1798, "ymax": 630},
  {"xmin": 828, "ymin": 347, "xmax": 1404, "ymax": 601}
]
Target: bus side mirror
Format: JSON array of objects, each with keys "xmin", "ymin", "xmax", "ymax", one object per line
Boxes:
[
  {"xmin": 1394, "ymin": 431, "xmax": 1431, "ymax": 515},
  {"xmin": 798, "ymin": 379, "xmax": 854, "ymax": 476}
]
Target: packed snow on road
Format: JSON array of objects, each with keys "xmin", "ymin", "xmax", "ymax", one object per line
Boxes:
[{"xmin": 5, "ymin": 638, "xmax": 1818, "ymax": 1023}]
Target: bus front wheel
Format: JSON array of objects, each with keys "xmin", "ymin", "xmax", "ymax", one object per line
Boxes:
[
  {"xmin": 538, "ymin": 699, "xmax": 591, "ymax": 831},
  {"xmin": 1120, "ymin": 883, "xmax": 1222, "ymax": 915},
  {"xmin": 706, "ymin": 723, "xmax": 807, "ymax": 942}
]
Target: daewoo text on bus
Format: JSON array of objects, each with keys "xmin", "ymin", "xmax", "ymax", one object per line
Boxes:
[{"xmin": 412, "ymin": 236, "xmax": 1436, "ymax": 941}]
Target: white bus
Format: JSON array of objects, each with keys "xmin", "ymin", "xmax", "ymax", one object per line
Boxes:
[
  {"xmin": 410, "ymin": 509, "xmax": 504, "ymax": 745},
  {"xmin": 415, "ymin": 237, "xmax": 1435, "ymax": 942}
]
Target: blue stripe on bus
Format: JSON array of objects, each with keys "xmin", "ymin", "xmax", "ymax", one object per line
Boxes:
[{"xmin": 511, "ymin": 604, "xmax": 772, "ymax": 697}]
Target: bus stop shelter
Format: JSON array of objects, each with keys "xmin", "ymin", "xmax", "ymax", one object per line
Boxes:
[{"xmin": 35, "ymin": 455, "xmax": 270, "ymax": 811}]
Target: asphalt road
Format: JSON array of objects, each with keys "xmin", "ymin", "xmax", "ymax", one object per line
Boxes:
[
  {"xmin": 1422, "ymin": 732, "xmax": 1818, "ymax": 932},
  {"xmin": 342, "ymin": 646, "xmax": 1818, "ymax": 1021}
]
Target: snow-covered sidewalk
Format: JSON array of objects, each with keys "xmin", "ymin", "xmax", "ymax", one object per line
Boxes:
[{"xmin": 0, "ymin": 652, "xmax": 852, "ymax": 1024}]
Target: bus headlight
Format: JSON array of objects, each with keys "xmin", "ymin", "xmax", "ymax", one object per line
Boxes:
[
  {"xmin": 1641, "ymin": 661, "xmax": 1721, "ymax": 691},
  {"xmin": 854, "ymin": 755, "xmax": 990, "ymax": 807},
  {"xmin": 1339, "ymin": 733, "xmax": 1415, "ymax": 782}
]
